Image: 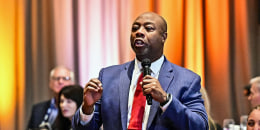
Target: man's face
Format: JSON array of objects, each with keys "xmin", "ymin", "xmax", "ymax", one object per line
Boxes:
[
  {"xmin": 248, "ymin": 83, "xmax": 260, "ymax": 107},
  {"xmin": 49, "ymin": 68, "xmax": 73, "ymax": 95},
  {"xmin": 130, "ymin": 13, "xmax": 167, "ymax": 62}
]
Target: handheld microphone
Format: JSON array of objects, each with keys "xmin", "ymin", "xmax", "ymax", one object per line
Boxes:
[{"xmin": 141, "ymin": 58, "xmax": 152, "ymax": 105}]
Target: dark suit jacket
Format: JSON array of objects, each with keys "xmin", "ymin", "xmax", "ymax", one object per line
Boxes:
[
  {"xmin": 27, "ymin": 100, "xmax": 51, "ymax": 129},
  {"xmin": 72, "ymin": 57, "xmax": 208, "ymax": 130}
]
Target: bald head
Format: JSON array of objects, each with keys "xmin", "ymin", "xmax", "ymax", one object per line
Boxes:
[
  {"xmin": 130, "ymin": 12, "xmax": 168, "ymax": 62},
  {"xmin": 135, "ymin": 12, "xmax": 167, "ymax": 34}
]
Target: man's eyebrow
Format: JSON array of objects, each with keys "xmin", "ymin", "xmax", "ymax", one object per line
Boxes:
[
  {"xmin": 132, "ymin": 22, "xmax": 140, "ymax": 25},
  {"xmin": 132, "ymin": 22, "xmax": 155, "ymax": 25}
]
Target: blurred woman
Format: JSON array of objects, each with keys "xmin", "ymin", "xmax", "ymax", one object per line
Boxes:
[
  {"xmin": 53, "ymin": 85, "xmax": 83, "ymax": 130},
  {"xmin": 247, "ymin": 105, "xmax": 260, "ymax": 130}
]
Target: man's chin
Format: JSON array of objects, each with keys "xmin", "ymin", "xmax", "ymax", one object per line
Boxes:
[
  {"xmin": 135, "ymin": 52, "xmax": 149, "ymax": 59},
  {"xmin": 54, "ymin": 89, "xmax": 61, "ymax": 94}
]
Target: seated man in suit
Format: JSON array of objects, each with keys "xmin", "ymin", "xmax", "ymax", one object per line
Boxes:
[
  {"xmin": 27, "ymin": 66, "xmax": 75, "ymax": 129},
  {"xmin": 72, "ymin": 12, "xmax": 208, "ymax": 130}
]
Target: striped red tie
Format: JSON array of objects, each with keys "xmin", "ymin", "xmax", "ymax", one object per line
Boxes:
[{"xmin": 128, "ymin": 73, "xmax": 146, "ymax": 130}]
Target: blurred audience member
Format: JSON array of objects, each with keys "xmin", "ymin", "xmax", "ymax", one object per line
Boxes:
[
  {"xmin": 200, "ymin": 87, "xmax": 222, "ymax": 130},
  {"xmin": 248, "ymin": 76, "xmax": 260, "ymax": 108},
  {"xmin": 247, "ymin": 105, "xmax": 260, "ymax": 130},
  {"xmin": 53, "ymin": 85, "xmax": 83, "ymax": 130},
  {"xmin": 28, "ymin": 66, "xmax": 75, "ymax": 129}
]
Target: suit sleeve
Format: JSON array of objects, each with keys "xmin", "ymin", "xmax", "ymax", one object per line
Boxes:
[
  {"xmin": 72, "ymin": 70, "xmax": 104, "ymax": 130},
  {"xmin": 161, "ymin": 75, "xmax": 208, "ymax": 130},
  {"xmin": 72, "ymin": 100, "xmax": 102, "ymax": 130}
]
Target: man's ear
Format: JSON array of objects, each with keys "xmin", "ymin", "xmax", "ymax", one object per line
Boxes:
[{"xmin": 162, "ymin": 32, "xmax": 167, "ymax": 42}]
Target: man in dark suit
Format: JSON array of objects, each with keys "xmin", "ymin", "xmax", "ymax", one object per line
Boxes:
[
  {"xmin": 27, "ymin": 66, "xmax": 75, "ymax": 129},
  {"xmin": 72, "ymin": 12, "xmax": 208, "ymax": 130}
]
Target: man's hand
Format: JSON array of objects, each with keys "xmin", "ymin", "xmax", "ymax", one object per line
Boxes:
[
  {"xmin": 141, "ymin": 75, "xmax": 167, "ymax": 104},
  {"xmin": 82, "ymin": 78, "xmax": 103, "ymax": 115}
]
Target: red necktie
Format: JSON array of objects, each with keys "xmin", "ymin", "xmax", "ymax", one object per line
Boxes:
[{"xmin": 128, "ymin": 73, "xmax": 146, "ymax": 130}]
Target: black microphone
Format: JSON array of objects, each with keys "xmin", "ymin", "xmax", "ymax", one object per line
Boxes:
[{"xmin": 141, "ymin": 58, "xmax": 152, "ymax": 105}]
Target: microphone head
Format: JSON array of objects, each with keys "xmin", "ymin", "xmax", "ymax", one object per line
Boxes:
[{"xmin": 141, "ymin": 58, "xmax": 151, "ymax": 67}]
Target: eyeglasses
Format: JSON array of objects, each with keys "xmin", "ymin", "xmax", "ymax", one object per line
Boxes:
[{"xmin": 51, "ymin": 76, "xmax": 71, "ymax": 81}]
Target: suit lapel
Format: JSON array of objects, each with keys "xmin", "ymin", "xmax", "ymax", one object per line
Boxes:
[
  {"xmin": 147, "ymin": 58, "xmax": 174, "ymax": 128},
  {"xmin": 119, "ymin": 61, "xmax": 135, "ymax": 130}
]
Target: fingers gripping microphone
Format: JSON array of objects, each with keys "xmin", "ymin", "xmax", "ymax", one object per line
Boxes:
[{"xmin": 141, "ymin": 58, "xmax": 152, "ymax": 105}]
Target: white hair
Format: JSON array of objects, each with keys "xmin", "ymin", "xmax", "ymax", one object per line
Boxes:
[
  {"xmin": 250, "ymin": 76, "xmax": 260, "ymax": 91},
  {"xmin": 49, "ymin": 66, "xmax": 75, "ymax": 83}
]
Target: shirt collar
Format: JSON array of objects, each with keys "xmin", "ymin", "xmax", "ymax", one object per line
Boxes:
[{"xmin": 134, "ymin": 55, "xmax": 164, "ymax": 75}]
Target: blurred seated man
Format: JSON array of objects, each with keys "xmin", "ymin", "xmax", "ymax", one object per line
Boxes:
[
  {"xmin": 247, "ymin": 105, "xmax": 260, "ymax": 130},
  {"xmin": 27, "ymin": 66, "xmax": 75, "ymax": 129},
  {"xmin": 248, "ymin": 76, "xmax": 260, "ymax": 108}
]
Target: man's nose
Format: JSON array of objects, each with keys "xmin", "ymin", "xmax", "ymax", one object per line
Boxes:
[
  {"xmin": 136, "ymin": 28, "xmax": 145, "ymax": 38},
  {"xmin": 58, "ymin": 78, "xmax": 65, "ymax": 84}
]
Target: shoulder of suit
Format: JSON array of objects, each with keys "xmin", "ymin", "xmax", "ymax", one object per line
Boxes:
[
  {"xmin": 32, "ymin": 100, "xmax": 51, "ymax": 108},
  {"xmin": 103, "ymin": 60, "xmax": 134, "ymax": 70},
  {"xmin": 164, "ymin": 60, "xmax": 200, "ymax": 78}
]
